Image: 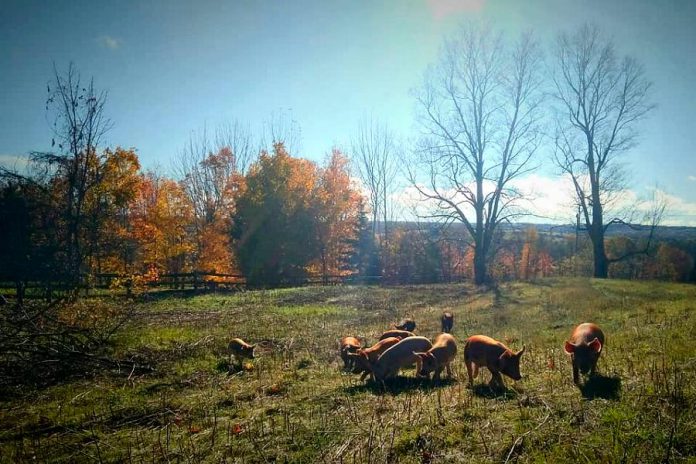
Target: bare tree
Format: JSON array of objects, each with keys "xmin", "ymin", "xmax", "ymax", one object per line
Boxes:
[
  {"xmin": 407, "ymin": 25, "xmax": 543, "ymax": 285},
  {"xmin": 552, "ymin": 24, "xmax": 655, "ymax": 278},
  {"xmin": 261, "ymin": 110, "xmax": 302, "ymax": 156},
  {"xmin": 351, "ymin": 118, "xmax": 399, "ymax": 242},
  {"xmin": 174, "ymin": 123, "xmax": 252, "ymax": 272},
  {"xmin": 175, "ymin": 122, "xmax": 251, "ymax": 227},
  {"xmin": 215, "ymin": 120, "xmax": 254, "ymax": 175},
  {"xmin": 34, "ymin": 63, "xmax": 113, "ymax": 293}
]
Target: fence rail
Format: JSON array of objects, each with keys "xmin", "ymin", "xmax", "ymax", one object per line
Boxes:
[
  {"xmin": 0, "ymin": 272, "xmax": 473, "ymax": 300},
  {"xmin": 0, "ymin": 272, "xmax": 392, "ymax": 295}
]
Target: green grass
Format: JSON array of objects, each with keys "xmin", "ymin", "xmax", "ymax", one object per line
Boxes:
[{"xmin": 1, "ymin": 278, "xmax": 695, "ymax": 463}]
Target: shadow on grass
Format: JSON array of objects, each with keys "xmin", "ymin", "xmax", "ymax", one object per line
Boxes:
[
  {"xmin": 579, "ymin": 374, "xmax": 621, "ymax": 400},
  {"xmin": 216, "ymin": 358, "xmax": 255, "ymax": 376},
  {"xmin": 526, "ymin": 279, "xmax": 555, "ymax": 288},
  {"xmin": 344, "ymin": 376, "xmax": 458, "ymax": 396},
  {"xmin": 470, "ymin": 383, "xmax": 518, "ymax": 400},
  {"xmin": 139, "ymin": 287, "xmax": 243, "ymax": 302}
]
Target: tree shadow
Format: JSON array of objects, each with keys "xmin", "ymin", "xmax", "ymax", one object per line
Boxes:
[
  {"xmin": 139, "ymin": 287, "xmax": 239, "ymax": 301},
  {"xmin": 343, "ymin": 376, "xmax": 458, "ymax": 396},
  {"xmin": 470, "ymin": 383, "xmax": 518, "ymax": 400},
  {"xmin": 579, "ymin": 374, "xmax": 621, "ymax": 400},
  {"xmin": 527, "ymin": 279, "xmax": 555, "ymax": 288}
]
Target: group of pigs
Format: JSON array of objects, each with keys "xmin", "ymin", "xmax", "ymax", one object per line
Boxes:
[
  {"xmin": 339, "ymin": 314, "xmax": 606, "ymax": 388},
  {"xmin": 227, "ymin": 314, "xmax": 605, "ymax": 388}
]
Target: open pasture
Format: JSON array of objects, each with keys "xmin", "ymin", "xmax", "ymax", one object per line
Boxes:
[{"xmin": 1, "ymin": 278, "xmax": 695, "ymax": 463}]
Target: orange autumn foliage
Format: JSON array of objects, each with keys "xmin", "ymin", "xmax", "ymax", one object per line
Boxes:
[
  {"xmin": 131, "ymin": 172, "xmax": 195, "ymax": 274},
  {"xmin": 313, "ymin": 149, "xmax": 362, "ymax": 278}
]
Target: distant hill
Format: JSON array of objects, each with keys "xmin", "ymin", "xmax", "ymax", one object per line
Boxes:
[{"xmin": 373, "ymin": 221, "xmax": 696, "ymax": 241}]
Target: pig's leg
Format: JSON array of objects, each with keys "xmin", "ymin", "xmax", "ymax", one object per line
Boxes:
[
  {"xmin": 572, "ymin": 360, "xmax": 580, "ymax": 384},
  {"xmin": 465, "ymin": 361, "xmax": 474, "ymax": 386},
  {"xmin": 415, "ymin": 356, "xmax": 424, "ymax": 378},
  {"xmin": 434, "ymin": 366, "xmax": 443, "ymax": 381},
  {"xmin": 489, "ymin": 370, "xmax": 504, "ymax": 389}
]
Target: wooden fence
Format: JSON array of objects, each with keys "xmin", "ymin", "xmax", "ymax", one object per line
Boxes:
[
  {"xmin": 0, "ymin": 272, "xmax": 389, "ymax": 298},
  {"xmin": 0, "ymin": 272, "xmax": 472, "ymax": 300}
]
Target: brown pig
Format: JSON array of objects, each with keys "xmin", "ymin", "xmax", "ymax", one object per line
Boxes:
[
  {"xmin": 372, "ymin": 336, "xmax": 433, "ymax": 382},
  {"xmin": 394, "ymin": 318, "xmax": 416, "ymax": 332},
  {"xmin": 463, "ymin": 335, "xmax": 525, "ymax": 389},
  {"xmin": 228, "ymin": 338, "xmax": 256, "ymax": 364},
  {"xmin": 564, "ymin": 323, "xmax": 605, "ymax": 384},
  {"xmin": 348, "ymin": 337, "xmax": 401, "ymax": 381},
  {"xmin": 339, "ymin": 336, "xmax": 362, "ymax": 370},
  {"xmin": 414, "ymin": 333, "xmax": 458, "ymax": 380},
  {"xmin": 441, "ymin": 311, "xmax": 454, "ymax": 333},
  {"xmin": 379, "ymin": 329, "xmax": 414, "ymax": 341}
]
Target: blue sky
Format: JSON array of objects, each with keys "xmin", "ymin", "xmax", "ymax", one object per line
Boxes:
[{"xmin": 1, "ymin": 0, "xmax": 695, "ymax": 224}]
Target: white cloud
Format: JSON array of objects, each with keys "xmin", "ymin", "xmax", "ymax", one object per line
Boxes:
[
  {"xmin": 388, "ymin": 174, "xmax": 696, "ymax": 227},
  {"xmin": 688, "ymin": 175, "xmax": 696, "ymax": 182},
  {"xmin": 510, "ymin": 174, "xmax": 577, "ymax": 222},
  {"xmin": 648, "ymin": 188, "xmax": 696, "ymax": 227},
  {"xmin": 98, "ymin": 35, "xmax": 122, "ymax": 50},
  {"xmin": 388, "ymin": 174, "xmax": 574, "ymax": 223}
]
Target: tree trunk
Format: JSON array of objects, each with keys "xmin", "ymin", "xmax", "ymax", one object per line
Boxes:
[
  {"xmin": 590, "ymin": 176, "xmax": 608, "ymax": 279},
  {"xmin": 590, "ymin": 229, "xmax": 609, "ymax": 278},
  {"xmin": 473, "ymin": 246, "xmax": 487, "ymax": 285}
]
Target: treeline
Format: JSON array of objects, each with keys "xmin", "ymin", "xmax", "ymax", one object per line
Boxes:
[
  {"xmin": 2, "ymin": 130, "xmax": 694, "ymax": 302},
  {"xmin": 0, "ymin": 141, "xmax": 371, "ymax": 300},
  {"xmin": 374, "ymin": 224, "xmax": 695, "ymax": 284},
  {"xmin": 0, "ymin": 66, "xmax": 376, "ymax": 300}
]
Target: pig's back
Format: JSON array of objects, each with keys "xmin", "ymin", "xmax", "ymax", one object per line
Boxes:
[
  {"xmin": 573, "ymin": 323, "xmax": 605, "ymax": 345},
  {"xmin": 366, "ymin": 337, "xmax": 400, "ymax": 358},
  {"xmin": 464, "ymin": 335, "xmax": 507, "ymax": 359},
  {"xmin": 378, "ymin": 336, "xmax": 432, "ymax": 365}
]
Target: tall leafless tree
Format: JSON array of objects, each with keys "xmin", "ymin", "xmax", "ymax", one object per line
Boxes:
[
  {"xmin": 261, "ymin": 110, "xmax": 302, "ymax": 156},
  {"xmin": 552, "ymin": 24, "xmax": 655, "ymax": 278},
  {"xmin": 215, "ymin": 120, "xmax": 255, "ymax": 175},
  {"xmin": 33, "ymin": 63, "xmax": 113, "ymax": 293},
  {"xmin": 175, "ymin": 122, "xmax": 252, "ymax": 227},
  {"xmin": 351, "ymin": 118, "xmax": 398, "ymax": 242},
  {"xmin": 407, "ymin": 25, "xmax": 543, "ymax": 285}
]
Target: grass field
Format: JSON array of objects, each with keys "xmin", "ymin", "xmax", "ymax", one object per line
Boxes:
[{"xmin": 1, "ymin": 278, "xmax": 695, "ymax": 463}]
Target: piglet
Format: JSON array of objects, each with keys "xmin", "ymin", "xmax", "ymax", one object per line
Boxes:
[
  {"xmin": 228, "ymin": 338, "xmax": 256, "ymax": 365},
  {"xmin": 372, "ymin": 336, "xmax": 432, "ymax": 382},
  {"xmin": 564, "ymin": 323, "xmax": 605, "ymax": 384},
  {"xmin": 414, "ymin": 333, "xmax": 457, "ymax": 380},
  {"xmin": 339, "ymin": 336, "xmax": 362, "ymax": 370},
  {"xmin": 348, "ymin": 337, "xmax": 401, "ymax": 381},
  {"xmin": 394, "ymin": 318, "xmax": 416, "ymax": 332},
  {"xmin": 441, "ymin": 311, "xmax": 454, "ymax": 333},
  {"xmin": 463, "ymin": 335, "xmax": 525, "ymax": 389}
]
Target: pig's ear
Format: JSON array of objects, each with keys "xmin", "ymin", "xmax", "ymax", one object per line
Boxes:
[
  {"xmin": 588, "ymin": 338, "xmax": 602, "ymax": 353},
  {"xmin": 516, "ymin": 345, "xmax": 526, "ymax": 357},
  {"xmin": 564, "ymin": 341, "xmax": 576, "ymax": 354}
]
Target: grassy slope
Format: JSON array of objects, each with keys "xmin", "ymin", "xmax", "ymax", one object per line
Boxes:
[{"xmin": 1, "ymin": 278, "xmax": 695, "ymax": 463}]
